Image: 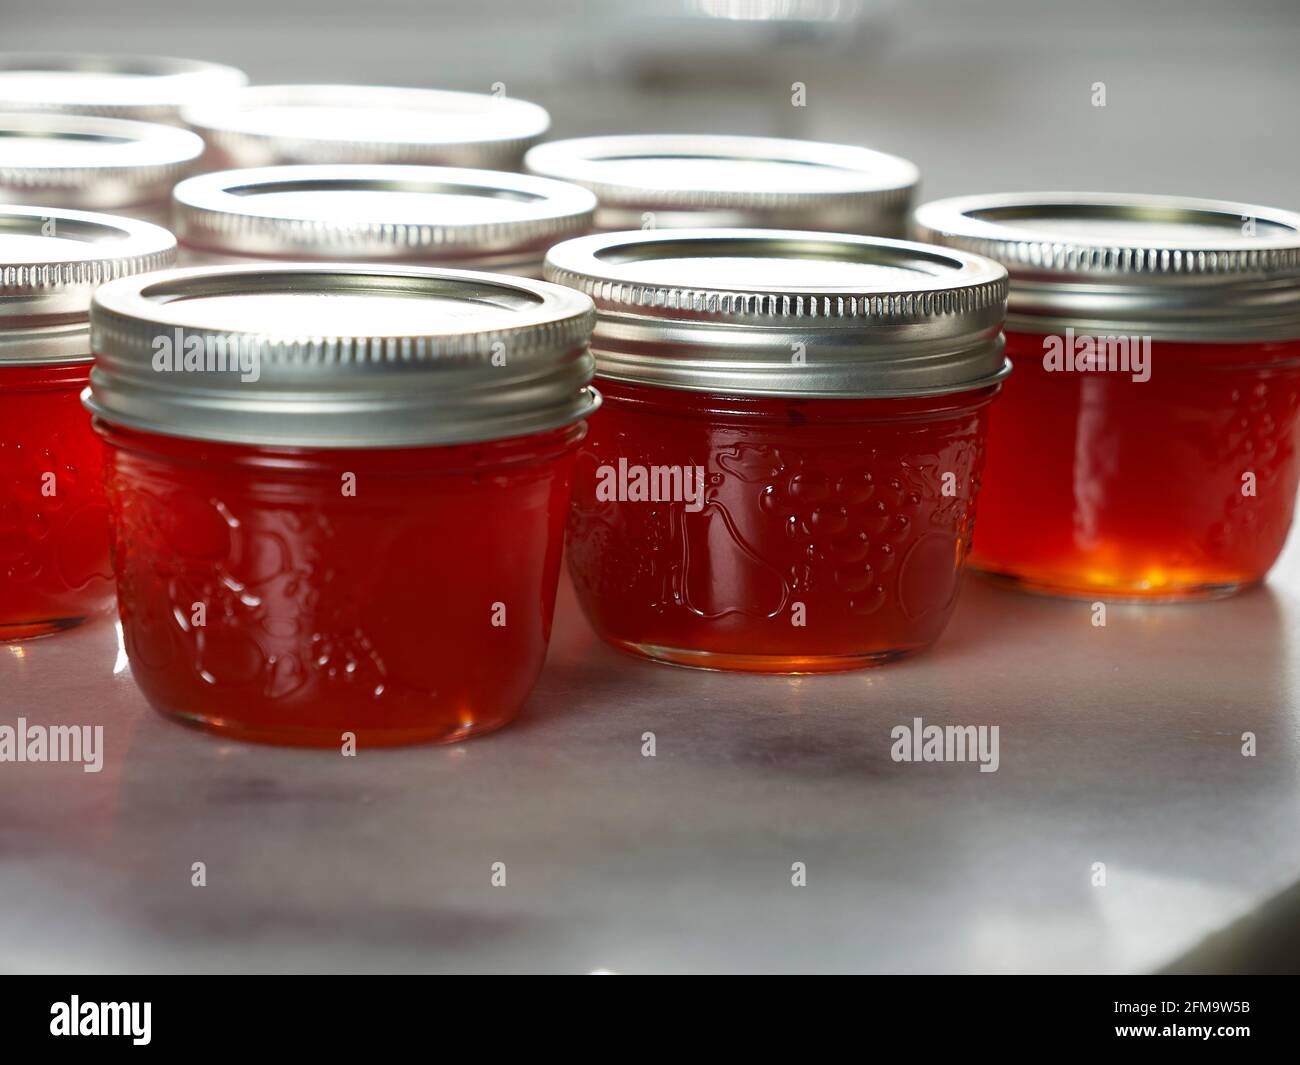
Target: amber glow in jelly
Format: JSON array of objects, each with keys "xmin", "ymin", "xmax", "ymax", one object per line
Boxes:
[
  {"xmin": 546, "ymin": 230, "xmax": 1009, "ymax": 672},
  {"xmin": 86, "ymin": 264, "xmax": 598, "ymax": 746},
  {"xmin": 0, "ymin": 205, "xmax": 175, "ymax": 640},
  {"xmin": 172, "ymin": 164, "xmax": 595, "ymax": 276},
  {"xmin": 915, "ymin": 193, "xmax": 1300, "ymax": 600}
]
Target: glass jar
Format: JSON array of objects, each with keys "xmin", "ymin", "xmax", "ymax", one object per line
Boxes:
[
  {"xmin": 172, "ymin": 164, "xmax": 596, "ymax": 276},
  {"xmin": 915, "ymin": 193, "xmax": 1300, "ymax": 600},
  {"xmin": 0, "ymin": 112, "xmax": 204, "ymax": 228},
  {"xmin": 0, "ymin": 205, "xmax": 176, "ymax": 640},
  {"xmin": 0, "ymin": 52, "xmax": 246, "ymax": 125},
  {"xmin": 524, "ymin": 134, "xmax": 918, "ymax": 235},
  {"xmin": 85, "ymin": 264, "xmax": 598, "ymax": 746},
  {"xmin": 545, "ymin": 229, "xmax": 1008, "ymax": 672},
  {"xmin": 182, "ymin": 84, "xmax": 550, "ymax": 171}
]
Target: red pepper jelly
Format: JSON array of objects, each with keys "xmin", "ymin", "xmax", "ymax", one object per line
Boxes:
[
  {"xmin": 915, "ymin": 193, "xmax": 1300, "ymax": 600},
  {"xmin": 85, "ymin": 264, "xmax": 598, "ymax": 746},
  {"xmin": 525, "ymin": 134, "xmax": 918, "ymax": 236},
  {"xmin": 0, "ymin": 205, "xmax": 175, "ymax": 640},
  {"xmin": 545, "ymin": 229, "xmax": 1009, "ymax": 672},
  {"xmin": 172, "ymin": 164, "xmax": 595, "ymax": 276}
]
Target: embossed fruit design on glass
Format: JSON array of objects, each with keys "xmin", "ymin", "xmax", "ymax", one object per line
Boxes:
[
  {"xmin": 546, "ymin": 230, "xmax": 1009, "ymax": 672},
  {"xmin": 0, "ymin": 206, "xmax": 175, "ymax": 640},
  {"xmin": 172, "ymin": 164, "xmax": 595, "ymax": 275},
  {"xmin": 915, "ymin": 193, "xmax": 1300, "ymax": 600},
  {"xmin": 524, "ymin": 134, "xmax": 918, "ymax": 235},
  {"xmin": 87, "ymin": 264, "xmax": 597, "ymax": 745}
]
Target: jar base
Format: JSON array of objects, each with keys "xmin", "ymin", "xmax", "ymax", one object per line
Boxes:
[
  {"xmin": 156, "ymin": 706, "xmax": 513, "ymax": 749},
  {"xmin": 0, "ymin": 615, "xmax": 89, "ymax": 642},
  {"xmin": 972, "ymin": 567, "xmax": 1254, "ymax": 603},
  {"xmin": 603, "ymin": 635, "xmax": 915, "ymax": 674}
]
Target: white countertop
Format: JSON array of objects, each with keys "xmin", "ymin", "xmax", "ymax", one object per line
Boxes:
[{"xmin": 3, "ymin": 522, "xmax": 1298, "ymax": 974}]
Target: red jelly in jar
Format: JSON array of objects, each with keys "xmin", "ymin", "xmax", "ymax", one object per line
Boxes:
[
  {"xmin": 545, "ymin": 229, "xmax": 1009, "ymax": 672},
  {"xmin": 0, "ymin": 205, "xmax": 175, "ymax": 640},
  {"xmin": 525, "ymin": 134, "xmax": 918, "ymax": 236},
  {"xmin": 172, "ymin": 164, "xmax": 595, "ymax": 275},
  {"xmin": 85, "ymin": 264, "xmax": 598, "ymax": 745},
  {"xmin": 915, "ymin": 193, "xmax": 1300, "ymax": 600}
]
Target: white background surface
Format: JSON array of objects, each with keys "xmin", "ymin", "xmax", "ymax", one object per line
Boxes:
[{"xmin": 2, "ymin": 534, "xmax": 1299, "ymax": 974}]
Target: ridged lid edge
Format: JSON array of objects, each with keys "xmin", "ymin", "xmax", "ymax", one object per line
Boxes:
[{"xmin": 172, "ymin": 165, "xmax": 596, "ymax": 258}]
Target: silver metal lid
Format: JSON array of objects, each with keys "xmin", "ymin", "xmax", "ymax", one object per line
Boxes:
[
  {"xmin": 0, "ymin": 53, "xmax": 247, "ymax": 124},
  {"xmin": 0, "ymin": 112, "xmax": 204, "ymax": 210},
  {"xmin": 172, "ymin": 164, "xmax": 596, "ymax": 272},
  {"xmin": 0, "ymin": 205, "xmax": 177, "ymax": 365},
  {"xmin": 524, "ymin": 134, "xmax": 918, "ymax": 235},
  {"xmin": 182, "ymin": 85, "xmax": 551, "ymax": 170},
  {"xmin": 912, "ymin": 192, "xmax": 1300, "ymax": 341},
  {"xmin": 543, "ymin": 228, "xmax": 1008, "ymax": 398},
  {"xmin": 86, "ymin": 264, "xmax": 599, "ymax": 449}
]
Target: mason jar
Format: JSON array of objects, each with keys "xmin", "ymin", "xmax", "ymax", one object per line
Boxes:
[
  {"xmin": 85, "ymin": 263, "xmax": 598, "ymax": 746},
  {"xmin": 915, "ymin": 192, "xmax": 1300, "ymax": 601},
  {"xmin": 182, "ymin": 84, "xmax": 550, "ymax": 171},
  {"xmin": 172, "ymin": 164, "xmax": 596, "ymax": 276},
  {"xmin": 546, "ymin": 229, "xmax": 1008, "ymax": 672},
  {"xmin": 0, "ymin": 111, "xmax": 203, "ymax": 228},
  {"xmin": 0, "ymin": 205, "xmax": 176, "ymax": 640},
  {"xmin": 0, "ymin": 52, "xmax": 246, "ymax": 124},
  {"xmin": 524, "ymin": 133, "xmax": 918, "ymax": 235}
]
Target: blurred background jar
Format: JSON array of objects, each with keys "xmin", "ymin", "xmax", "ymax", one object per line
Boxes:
[
  {"xmin": 525, "ymin": 134, "xmax": 918, "ymax": 235},
  {"xmin": 0, "ymin": 112, "xmax": 204, "ymax": 228},
  {"xmin": 0, "ymin": 52, "xmax": 246, "ymax": 125},
  {"xmin": 915, "ymin": 192, "xmax": 1300, "ymax": 601},
  {"xmin": 182, "ymin": 84, "xmax": 551, "ymax": 171},
  {"xmin": 0, "ymin": 205, "xmax": 175, "ymax": 640},
  {"xmin": 172, "ymin": 164, "xmax": 595, "ymax": 276}
]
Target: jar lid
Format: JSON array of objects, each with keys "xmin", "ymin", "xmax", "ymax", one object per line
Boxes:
[
  {"xmin": 172, "ymin": 165, "xmax": 596, "ymax": 272},
  {"xmin": 87, "ymin": 264, "xmax": 599, "ymax": 449},
  {"xmin": 0, "ymin": 52, "xmax": 247, "ymax": 123},
  {"xmin": 524, "ymin": 134, "xmax": 918, "ymax": 235},
  {"xmin": 913, "ymin": 192, "xmax": 1300, "ymax": 342},
  {"xmin": 182, "ymin": 85, "xmax": 551, "ymax": 170},
  {"xmin": 0, "ymin": 112, "xmax": 204, "ymax": 210},
  {"xmin": 543, "ymin": 228, "xmax": 1007, "ymax": 398},
  {"xmin": 0, "ymin": 205, "xmax": 177, "ymax": 364}
]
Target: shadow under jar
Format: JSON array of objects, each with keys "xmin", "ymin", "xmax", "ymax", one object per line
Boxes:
[
  {"xmin": 172, "ymin": 164, "xmax": 595, "ymax": 276},
  {"xmin": 524, "ymin": 133, "xmax": 918, "ymax": 236},
  {"xmin": 85, "ymin": 264, "xmax": 598, "ymax": 746},
  {"xmin": 0, "ymin": 206, "xmax": 175, "ymax": 641},
  {"xmin": 915, "ymin": 193, "xmax": 1300, "ymax": 601},
  {"xmin": 545, "ymin": 229, "xmax": 1009, "ymax": 673},
  {"xmin": 0, "ymin": 112, "xmax": 204, "ymax": 228}
]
